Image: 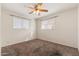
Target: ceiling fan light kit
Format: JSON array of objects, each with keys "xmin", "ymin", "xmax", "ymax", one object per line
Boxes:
[{"xmin": 28, "ymin": 3, "xmax": 48, "ymax": 16}]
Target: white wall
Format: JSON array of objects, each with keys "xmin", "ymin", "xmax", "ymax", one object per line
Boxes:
[
  {"xmin": 36, "ymin": 8, "xmax": 77, "ymax": 48},
  {"xmin": 78, "ymin": 5, "xmax": 79, "ymax": 50},
  {"xmin": 1, "ymin": 8, "xmax": 36, "ymax": 47},
  {"xmin": 0, "ymin": 3, "xmax": 1, "ymax": 56}
]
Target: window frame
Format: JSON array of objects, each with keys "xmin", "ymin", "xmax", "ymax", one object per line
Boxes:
[
  {"xmin": 12, "ymin": 15, "xmax": 30, "ymax": 29},
  {"xmin": 40, "ymin": 18, "xmax": 56, "ymax": 30}
]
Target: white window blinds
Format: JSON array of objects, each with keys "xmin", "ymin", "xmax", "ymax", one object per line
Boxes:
[
  {"xmin": 41, "ymin": 18, "xmax": 56, "ymax": 30},
  {"xmin": 13, "ymin": 16, "xmax": 30, "ymax": 29}
]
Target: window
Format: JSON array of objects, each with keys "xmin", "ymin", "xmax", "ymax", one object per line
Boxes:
[
  {"xmin": 41, "ymin": 18, "xmax": 56, "ymax": 30},
  {"xmin": 13, "ymin": 16, "xmax": 30, "ymax": 29}
]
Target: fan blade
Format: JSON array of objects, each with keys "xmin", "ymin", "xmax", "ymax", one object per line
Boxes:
[
  {"xmin": 29, "ymin": 11, "xmax": 33, "ymax": 14},
  {"xmin": 34, "ymin": 3, "xmax": 42, "ymax": 9},
  {"xmin": 39, "ymin": 9, "xmax": 48, "ymax": 12}
]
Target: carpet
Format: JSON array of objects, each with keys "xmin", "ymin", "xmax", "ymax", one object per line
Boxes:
[{"xmin": 1, "ymin": 39, "xmax": 79, "ymax": 56}]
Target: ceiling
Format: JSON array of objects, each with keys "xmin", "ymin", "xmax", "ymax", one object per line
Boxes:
[{"xmin": 2, "ymin": 3, "xmax": 78, "ymax": 19}]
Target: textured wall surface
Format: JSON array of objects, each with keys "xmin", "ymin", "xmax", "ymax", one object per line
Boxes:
[
  {"xmin": 1, "ymin": 8, "xmax": 36, "ymax": 47},
  {"xmin": 36, "ymin": 8, "xmax": 77, "ymax": 48}
]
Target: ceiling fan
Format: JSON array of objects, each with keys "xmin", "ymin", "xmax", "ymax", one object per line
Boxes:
[{"xmin": 28, "ymin": 3, "xmax": 48, "ymax": 15}]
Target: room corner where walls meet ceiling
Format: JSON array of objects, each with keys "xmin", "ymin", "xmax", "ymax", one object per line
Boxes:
[{"xmin": 2, "ymin": 3, "xmax": 78, "ymax": 19}]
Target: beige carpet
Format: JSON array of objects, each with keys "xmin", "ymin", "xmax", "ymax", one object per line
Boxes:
[{"xmin": 1, "ymin": 39, "xmax": 79, "ymax": 56}]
